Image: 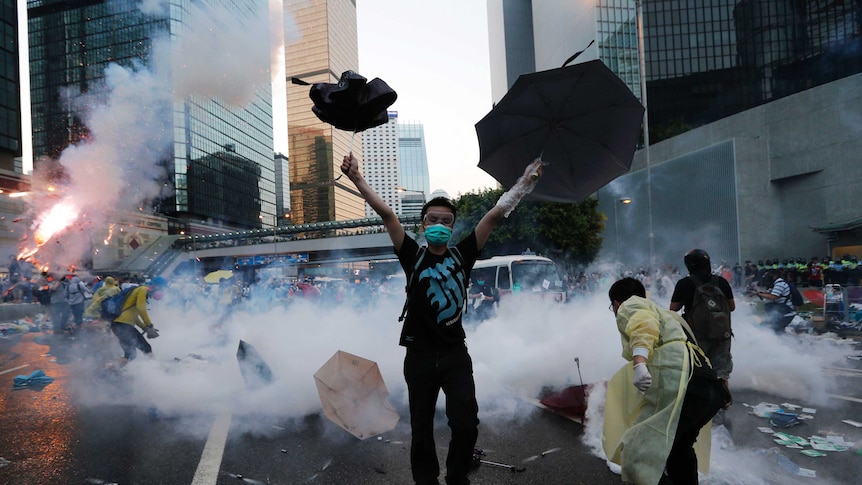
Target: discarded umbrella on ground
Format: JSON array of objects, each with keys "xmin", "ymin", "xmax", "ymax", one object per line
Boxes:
[{"xmin": 472, "ymin": 448, "xmax": 526, "ymax": 473}]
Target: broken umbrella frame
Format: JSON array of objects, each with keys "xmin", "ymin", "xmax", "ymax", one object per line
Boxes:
[{"xmin": 471, "ymin": 448, "xmax": 526, "ymax": 473}]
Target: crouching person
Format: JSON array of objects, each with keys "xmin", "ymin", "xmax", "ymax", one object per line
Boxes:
[
  {"xmin": 603, "ymin": 277, "xmax": 729, "ymax": 485},
  {"xmin": 108, "ymin": 276, "xmax": 168, "ymax": 368}
]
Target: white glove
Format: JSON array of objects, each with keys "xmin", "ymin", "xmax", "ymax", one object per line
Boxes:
[
  {"xmin": 145, "ymin": 326, "xmax": 160, "ymax": 339},
  {"xmin": 495, "ymin": 158, "xmax": 544, "ymax": 217},
  {"xmin": 632, "ymin": 363, "xmax": 652, "ymax": 392}
]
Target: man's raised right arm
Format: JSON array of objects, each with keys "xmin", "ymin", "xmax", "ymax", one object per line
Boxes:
[{"xmin": 341, "ymin": 153, "xmax": 405, "ymax": 251}]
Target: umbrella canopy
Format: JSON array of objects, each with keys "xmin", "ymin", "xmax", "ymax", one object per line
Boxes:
[
  {"xmin": 236, "ymin": 340, "xmax": 273, "ymax": 389},
  {"xmin": 204, "ymin": 270, "xmax": 233, "ymax": 284},
  {"xmin": 313, "ymin": 350, "xmax": 399, "ymax": 440},
  {"xmin": 475, "ymin": 59, "xmax": 644, "ymax": 203},
  {"xmin": 303, "ymin": 70, "xmax": 397, "ymax": 133}
]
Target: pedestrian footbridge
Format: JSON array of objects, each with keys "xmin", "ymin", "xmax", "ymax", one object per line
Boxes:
[{"xmin": 116, "ymin": 215, "xmax": 420, "ymax": 277}]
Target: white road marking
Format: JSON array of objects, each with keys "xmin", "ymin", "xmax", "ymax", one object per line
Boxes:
[
  {"xmin": 191, "ymin": 411, "xmax": 232, "ymax": 485},
  {"xmin": 828, "ymin": 394, "xmax": 862, "ymax": 404},
  {"xmin": 0, "ymin": 364, "xmax": 30, "ymax": 376}
]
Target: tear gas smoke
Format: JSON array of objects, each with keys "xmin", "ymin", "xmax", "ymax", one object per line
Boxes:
[{"xmin": 18, "ymin": 0, "xmax": 280, "ymax": 267}]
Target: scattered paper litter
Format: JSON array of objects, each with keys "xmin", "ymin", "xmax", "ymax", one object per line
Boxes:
[
  {"xmin": 801, "ymin": 407, "xmax": 817, "ymax": 414},
  {"xmin": 758, "ymin": 427, "xmax": 775, "ymax": 433},
  {"xmin": 800, "ymin": 449, "xmax": 827, "ymax": 457},
  {"xmin": 841, "ymin": 419, "xmax": 862, "ymax": 428},
  {"xmin": 797, "ymin": 468, "xmax": 816, "ymax": 478}
]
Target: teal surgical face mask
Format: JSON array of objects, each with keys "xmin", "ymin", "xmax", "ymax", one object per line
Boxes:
[{"xmin": 425, "ymin": 224, "xmax": 452, "ymax": 246}]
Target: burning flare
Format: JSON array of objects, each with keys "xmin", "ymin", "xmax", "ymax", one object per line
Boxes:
[{"xmin": 18, "ymin": 200, "xmax": 80, "ymax": 259}]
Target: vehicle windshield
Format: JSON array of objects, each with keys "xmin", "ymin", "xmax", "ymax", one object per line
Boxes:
[{"xmin": 511, "ymin": 261, "xmax": 562, "ymax": 292}]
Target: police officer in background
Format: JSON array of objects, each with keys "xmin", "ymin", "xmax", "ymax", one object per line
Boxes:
[{"xmin": 468, "ymin": 277, "xmax": 499, "ymax": 322}]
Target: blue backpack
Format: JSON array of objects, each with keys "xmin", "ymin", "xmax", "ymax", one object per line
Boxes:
[{"xmin": 99, "ymin": 287, "xmax": 136, "ymax": 321}]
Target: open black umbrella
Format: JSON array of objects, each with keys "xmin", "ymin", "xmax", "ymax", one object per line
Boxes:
[
  {"xmin": 475, "ymin": 59, "xmax": 644, "ymax": 203},
  {"xmin": 294, "ymin": 70, "xmax": 397, "ymax": 133}
]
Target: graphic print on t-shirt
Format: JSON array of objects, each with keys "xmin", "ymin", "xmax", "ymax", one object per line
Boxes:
[{"xmin": 418, "ymin": 254, "xmax": 467, "ymax": 325}]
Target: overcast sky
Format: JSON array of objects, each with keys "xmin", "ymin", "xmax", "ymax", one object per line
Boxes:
[
  {"xmin": 356, "ymin": 0, "xmax": 499, "ymax": 197},
  {"xmin": 18, "ymin": 0, "xmax": 501, "ymax": 198}
]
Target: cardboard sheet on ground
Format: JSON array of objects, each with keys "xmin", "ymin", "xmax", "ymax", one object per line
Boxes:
[{"xmin": 313, "ymin": 350, "xmax": 399, "ymax": 440}]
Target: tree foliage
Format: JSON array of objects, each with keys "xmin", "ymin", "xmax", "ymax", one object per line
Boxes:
[{"xmin": 451, "ymin": 188, "xmax": 605, "ymax": 268}]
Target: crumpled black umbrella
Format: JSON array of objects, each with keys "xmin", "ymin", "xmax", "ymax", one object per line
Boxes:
[
  {"xmin": 475, "ymin": 59, "xmax": 644, "ymax": 203},
  {"xmin": 236, "ymin": 340, "xmax": 273, "ymax": 389},
  {"xmin": 295, "ymin": 70, "xmax": 397, "ymax": 132}
]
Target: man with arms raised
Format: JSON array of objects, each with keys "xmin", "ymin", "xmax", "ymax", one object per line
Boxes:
[{"xmin": 341, "ymin": 153, "xmax": 542, "ymax": 485}]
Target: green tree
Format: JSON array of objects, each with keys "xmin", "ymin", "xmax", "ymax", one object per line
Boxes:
[{"xmin": 451, "ymin": 189, "xmax": 605, "ymax": 268}]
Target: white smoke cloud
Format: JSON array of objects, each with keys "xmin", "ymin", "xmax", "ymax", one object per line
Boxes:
[
  {"xmin": 169, "ymin": 1, "xmax": 272, "ymax": 106},
  {"xmin": 21, "ymin": 0, "xmax": 294, "ymax": 268}
]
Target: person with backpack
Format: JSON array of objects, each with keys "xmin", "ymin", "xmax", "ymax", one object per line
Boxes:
[
  {"xmin": 107, "ymin": 275, "xmax": 168, "ymax": 368},
  {"xmin": 669, "ymin": 249, "xmax": 736, "ymax": 381},
  {"xmin": 85, "ymin": 276, "xmax": 121, "ymax": 327},
  {"xmin": 342, "ymin": 152, "xmax": 543, "ymax": 485},
  {"xmin": 752, "ymin": 270, "xmax": 796, "ymax": 334},
  {"xmin": 66, "ymin": 276, "xmax": 92, "ymax": 334},
  {"xmin": 605, "ymin": 277, "xmax": 728, "ymax": 485}
]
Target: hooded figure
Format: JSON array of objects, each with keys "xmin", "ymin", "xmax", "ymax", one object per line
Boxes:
[{"xmin": 85, "ymin": 276, "xmax": 120, "ymax": 319}]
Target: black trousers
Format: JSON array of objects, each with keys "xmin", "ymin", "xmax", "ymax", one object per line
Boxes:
[
  {"xmin": 110, "ymin": 322, "xmax": 152, "ymax": 360},
  {"xmin": 665, "ymin": 376, "xmax": 726, "ymax": 485},
  {"xmin": 404, "ymin": 346, "xmax": 479, "ymax": 485}
]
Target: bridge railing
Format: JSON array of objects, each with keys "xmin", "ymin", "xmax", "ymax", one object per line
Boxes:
[{"xmin": 171, "ymin": 214, "xmax": 421, "ymax": 251}]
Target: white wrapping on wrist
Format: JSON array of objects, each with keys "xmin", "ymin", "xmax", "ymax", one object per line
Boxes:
[{"xmin": 495, "ymin": 171, "xmax": 539, "ymax": 217}]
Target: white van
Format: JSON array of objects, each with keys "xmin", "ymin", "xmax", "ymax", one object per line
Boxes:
[{"xmin": 471, "ymin": 255, "xmax": 566, "ymax": 303}]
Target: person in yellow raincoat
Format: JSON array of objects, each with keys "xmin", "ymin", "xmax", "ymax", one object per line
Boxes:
[
  {"xmin": 84, "ymin": 276, "xmax": 121, "ymax": 322},
  {"xmin": 108, "ymin": 276, "xmax": 168, "ymax": 368},
  {"xmin": 603, "ymin": 277, "xmax": 728, "ymax": 485}
]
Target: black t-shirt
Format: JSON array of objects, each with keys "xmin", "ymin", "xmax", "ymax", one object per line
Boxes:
[
  {"xmin": 396, "ymin": 232, "xmax": 480, "ymax": 351},
  {"xmin": 670, "ymin": 271, "xmax": 735, "ymax": 320}
]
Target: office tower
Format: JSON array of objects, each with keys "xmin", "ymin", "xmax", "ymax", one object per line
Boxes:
[
  {"xmin": 0, "ymin": 0, "xmax": 21, "ymax": 172},
  {"xmin": 27, "ymin": 0, "xmax": 276, "ymax": 230},
  {"xmin": 489, "ymin": 0, "xmax": 862, "ymax": 143},
  {"xmin": 487, "ymin": 0, "xmax": 536, "ymax": 103},
  {"xmin": 285, "ymin": 0, "xmax": 365, "ymax": 225},
  {"xmin": 274, "ymin": 152, "xmax": 291, "ymax": 226},
  {"xmin": 360, "ymin": 111, "xmax": 401, "ymax": 218},
  {"xmin": 487, "ymin": 0, "xmax": 862, "ymax": 266},
  {"xmin": 397, "ymin": 120, "xmax": 429, "ymax": 217}
]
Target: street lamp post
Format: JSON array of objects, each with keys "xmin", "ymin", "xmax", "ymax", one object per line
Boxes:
[
  {"xmin": 614, "ymin": 197, "xmax": 632, "ymax": 263},
  {"xmin": 396, "ymin": 187, "xmax": 426, "ymax": 217},
  {"xmin": 636, "ymin": 0, "xmax": 655, "ymax": 268}
]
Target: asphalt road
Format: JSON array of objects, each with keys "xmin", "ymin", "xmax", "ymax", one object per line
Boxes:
[
  {"xmin": 0, "ymin": 328, "xmax": 617, "ymax": 485},
  {"xmin": 2, "ymin": 327, "xmax": 861, "ymax": 485}
]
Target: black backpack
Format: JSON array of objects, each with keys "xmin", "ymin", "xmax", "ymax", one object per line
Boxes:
[
  {"xmin": 99, "ymin": 287, "xmax": 136, "ymax": 321},
  {"xmin": 788, "ymin": 283, "xmax": 804, "ymax": 307},
  {"xmin": 686, "ymin": 274, "xmax": 732, "ymax": 341}
]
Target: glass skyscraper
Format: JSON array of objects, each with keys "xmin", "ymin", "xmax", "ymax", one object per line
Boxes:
[
  {"xmin": 397, "ymin": 120, "xmax": 429, "ymax": 216},
  {"xmin": 645, "ymin": 0, "xmax": 861, "ymax": 142},
  {"xmin": 285, "ymin": 0, "xmax": 365, "ymax": 225},
  {"xmin": 490, "ymin": 0, "xmax": 862, "ymax": 144},
  {"xmin": 0, "ymin": 0, "xmax": 20, "ymax": 172},
  {"xmin": 27, "ymin": 0, "xmax": 276, "ymax": 230}
]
